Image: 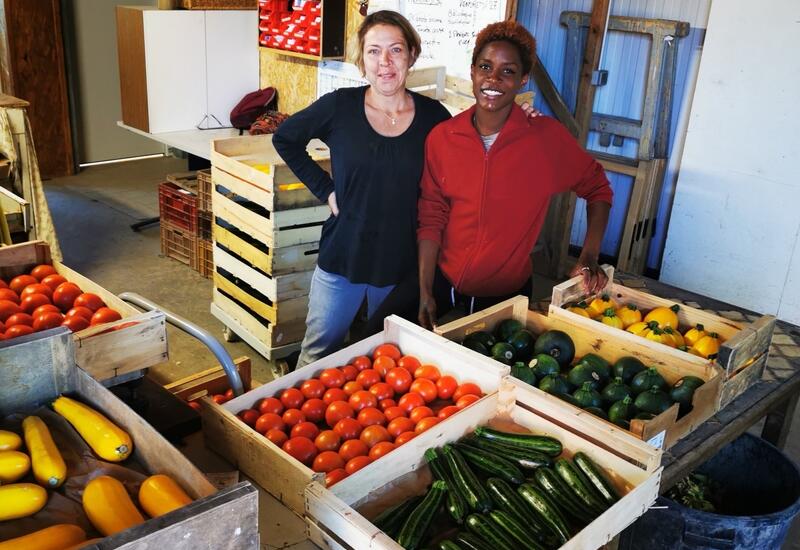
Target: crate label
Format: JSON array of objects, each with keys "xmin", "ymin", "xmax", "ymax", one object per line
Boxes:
[{"xmin": 646, "ymin": 430, "xmax": 666, "ymax": 449}]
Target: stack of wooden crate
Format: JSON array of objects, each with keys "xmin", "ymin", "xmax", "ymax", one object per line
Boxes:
[
  {"xmin": 208, "ymin": 134, "xmax": 330, "ymax": 359},
  {"xmin": 159, "ymin": 170, "xmax": 213, "ymax": 278}
]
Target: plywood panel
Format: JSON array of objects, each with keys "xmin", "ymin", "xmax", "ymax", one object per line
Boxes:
[
  {"xmin": 259, "ymin": 49, "xmax": 317, "ymax": 114},
  {"xmin": 116, "ymin": 6, "xmax": 150, "ymax": 133}
]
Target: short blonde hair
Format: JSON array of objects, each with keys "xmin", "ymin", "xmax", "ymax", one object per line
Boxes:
[{"xmin": 354, "ymin": 10, "xmax": 421, "ymax": 76}]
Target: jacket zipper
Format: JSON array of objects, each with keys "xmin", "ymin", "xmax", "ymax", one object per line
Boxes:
[{"xmin": 454, "ymin": 139, "xmax": 491, "ymax": 292}]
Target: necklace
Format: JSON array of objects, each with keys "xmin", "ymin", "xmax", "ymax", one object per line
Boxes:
[
  {"xmin": 382, "ymin": 112, "xmax": 397, "ymax": 126},
  {"xmin": 366, "ymin": 91, "xmax": 409, "ymax": 126}
]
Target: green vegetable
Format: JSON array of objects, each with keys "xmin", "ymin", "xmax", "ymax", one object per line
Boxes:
[
  {"xmin": 425, "ymin": 448, "xmax": 467, "ymax": 524},
  {"xmin": 573, "ymin": 381, "xmax": 604, "ymax": 409},
  {"xmin": 608, "ymin": 396, "xmax": 636, "ymax": 428},
  {"xmin": 554, "ymin": 458, "xmax": 608, "ymax": 515},
  {"xmin": 533, "ymin": 330, "xmax": 575, "ymax": 368},
  {"xmin": 465, "ymin": 514, "xmax": 516, "ymax": 550},
  {"xmin": 612, "ymin": 356, "xmax": 646, "ymax": 385},
  {"xmin": 631, "ymin": 367, "xmax": 668, "ymax": 394},
  {"xmin": 567, "ymin": 363, "xmax": 603, "ymax": 391},
  {"xmin": 373, "ymin": 495, "xmax": 423, "ymax": 538},
  {"xmin": 533, "ymin": 467, "xmax": 595, "ymax": 524},
  {"xmin": 670, "ymin": 376, "xmax": 705, "ymax": 416},
  {"xmin": 506, "ymin": 329, "xmax": 536, "ymax": 362},
  {"xmin": 576, "ymin": 353, "xmax": 612, "ymax": 382},
  {"xmin": 396, "ymin": 480, "xmax": 448, "ymax": 550},
  {"xmin": 454, "ymin": 531, "xmax": 494, "ymax": 550},
  {"xmin": 538, "ymin": 374, "xmax": 572, "ymax": 396},
  {"xmin": 517, "ymin": 483, "xmax": 571, "ymax": 544},
  {"xmin": 455, "ymin": 443, "xmax": 525, "ymax": 485},
  {"xmin": 460, "ymin": 437, "xmax": 552, "ymax": 470},
  {"xmin": 484, "ymin": 477, "xmax": 552, "ymax": 541},
  {"xmin": 510, "ymin": 361, "xmax": 537, "ymax": 386},
  {"xmin": 634, "ymin": 386, "xmax": 673, "ymax": 415},
  {"xmin": 442, "ymin": 445, "xmax": 493, "ymax": 513},
  {"xmin": 488, "ymin": 509, "xmax": 547, "ymax": 550},
  {"xmin": 495, "ymin": 319, "xmax": 524, "ymax": 342},
  {"xmin": 583, "ymin": 406, "xmax": 609, "ymax": 420},
  {"xmin": 463, "ymin": 339, "xmax": 489, "ymax": 356},
  {"xmin": 634, "ymin": 412, "xmax": 656, "ymax": 420},
  {"xmin": 438, "ymin": 541, "xmax": 463, "ymax": 550},
  {"xmin": 529, "ymin": 353, "xmax": 561, "ymax": 379},
  {"xmin": 601, "ymin": 377, "xmax": 633, "ymax": 405},
  {"xmin": 474, "ymin": 426, "xmax": 562, "ymax": 457},
  {"xmin": 491, "ymin": 342, "xmax": 516, "ymax": 365},
  {"xmin": 464, "ymin": 331, "xmax": 496, "ymax": 351},
  {"xmin": 573, "ymin": 452, "xmax": 620, "ymax": 506}
]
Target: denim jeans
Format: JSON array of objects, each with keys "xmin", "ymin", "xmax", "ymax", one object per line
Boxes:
[{"xmin": 296, "ymin": 266, "xmax": 395, "ymax": 368}]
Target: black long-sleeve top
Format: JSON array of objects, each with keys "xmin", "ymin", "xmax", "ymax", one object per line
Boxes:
[{"xmin": 273, "ymin": 86, "xmax": 450, "ymax": 287}]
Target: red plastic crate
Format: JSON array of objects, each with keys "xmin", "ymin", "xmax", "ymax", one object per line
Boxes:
[{"xmin": 159, "ymin": 181, "xmax": 198, "ymax": 233}]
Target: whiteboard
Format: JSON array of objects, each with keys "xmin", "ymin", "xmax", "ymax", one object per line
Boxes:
[{"xmin": 368, "ymin": 0, "xmax": 508, "ymax": 80}]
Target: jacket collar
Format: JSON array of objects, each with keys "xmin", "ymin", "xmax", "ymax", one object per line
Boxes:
[{"xmin": 449, "ymin": 102, "xmax": 530, "ymax": 139}]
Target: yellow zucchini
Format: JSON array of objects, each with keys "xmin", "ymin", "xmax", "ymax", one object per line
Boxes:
[
  {"xmin": 0, "ymin": 483, "xmax": 48, "ymax": 520},
  {"xmin": 138, "ymin": 474, "xmax": 193, "ymax": 517},
  {"xmin": 0, "ymin": 429, "xmax": 22, "ymax": 451},
  {"xmin": 52, "ymin": 395, "xmax": 133, "ymax": 462},
  {"xmin": 0, "ymin": 524, "xmax": 85, "ymax": 550},
  {"xmin": 0, "ymin": 450, "xmax": 31, "ymax": 483},
  {"xmin": 83, "ymin": 475, "xmax": 145, "ymax": 536},
  {"xmin": 23, "ymin": 416, "xmax": 67, "ymax": 488},
  {"xmin": 63, "ymin": 538, "xmax": 104, "ymax": 550}
]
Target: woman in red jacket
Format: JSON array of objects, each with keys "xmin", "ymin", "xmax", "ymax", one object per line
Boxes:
[{"xmin": 417, "ymin": 21, "xmax": 613, "ymax": 328}]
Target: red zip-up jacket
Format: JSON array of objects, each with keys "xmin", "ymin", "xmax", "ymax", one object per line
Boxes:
[{"xmin": 418, "ymin": 104, "xmax": 613, "ymax": 297}]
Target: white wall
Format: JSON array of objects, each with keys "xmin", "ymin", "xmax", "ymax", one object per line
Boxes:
[{"xmin": 660, "ymin": 0, "xmax": 800, "ymax": 324}]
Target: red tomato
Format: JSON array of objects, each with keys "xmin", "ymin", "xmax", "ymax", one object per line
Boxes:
[
  {"xmin": 368, "ymin": 441, "xmax": 396, "ymax": 460},
  {"xmin": 436, "ymin": 375, "xmax": 459, "ymax": 400},
  {"xmin": 52, "ymin": 282, "xmax": 82, "ymax": 311},
  {"xmin": 257, "ymin": 397, "xmax": 284, "ymax": 416},
  {"xmin": 379, "ymin": 398, "xmax": 397, "ymax": 412},
  {"xmin": 373, "ymin": 343, "xmax": 402, "ymax": 361},
  {"xmin": 357, "ymin": 407, "xmax": 386, "ymax": 427},
  {"xmin": 325, "ymin": 468, "xmax": 348, "ymax": 487},
  {"xmin": 282, "ymin": 408, "xmax": 306, "ymax": 428},
  {"xmin": 62, "ymin": 315, "xmax": 90, "ymax": 332},
  {"xmin": 397, "ymin": 392, "xmax": 425, "ymax": 413},
  {"xmin": 344, "ymin": 455, "xmax": 373, "ymax": 475},
  {"xmin": 20, "ymin": 284, "xmax": 53, "ymax": 300},
  {"xmin": 33, "ymin": 312, "xmax": 64, "ymax": 331},
  {"xmin": 333, "ymin": 418, "xmax": 362, "ymax": 441},
  {"xmin": 300, "ymin": 398, "xmax": 326, "ymax": 423},
  {"xmin": 33, "ymin": 304, "xmax": 60, "ymax": 318},
  {"xmin": 30, "ymin": 264, "xmax": 57, "ymax": 281},
  {"xmin": 320, "ymin": 368, "xmax": 346, "ymax": 388},
  {"xmin": 348, "ymin": 390, "xmax": 378, "ymax": 412},
  {"xmin": 453, "ymin": 383, "xmax": 482, "ymax": 402},
  {"xmin": 351, "ymin": 355, "xmax": 372, "ymax": 371},
  {"xmin": 212, "ymin": 394, "xmax": 229, "ymax": 405},
  {"xmin": 280, "ymin": 388, "xmax": 305, "ymax": 410},
  {"xmin": 254, "ymin": 413, "xmax": 285, "ymax": 434},
  {"xmin": 21, "ymin": 294, "xmax": 51, "ymax": 315},
  {"xmin": 265, "ymin": 429, "xmax": 288, "ymax": 447},
  {"xmin": 385, "ymin": 367, "xmax": 413, "ymax": 394},
  {"xmin": 0, "ymin": 289, "xmax": 19, "ymax": 304},
  {"xmin": 41, "ymin": 274, "xmax": 68, "ymax": 292},
  {"xmin": 393, "ymin": 431, "xmax": 417, "ymax": 446},
  {"xmin": 409, "ymin": 406, "xmax": 434, "ymax": 424},
  {"xmin": 338, "ymin": 439, "xmax": 368, "ymax": 462},
  {"xmin": 187, "ymin": 400, "xmax": 201, "ymax": 412},
  {"xmin": 9, "ymin": 275, "xmax": 37, "ymax": 294},
  {"xmin": 90, "ymin": 307, "xmax": 122, "ymax": 326},
  {"xmin": 456, "ymin": 394, "xmax": 481, "ymax": 408},
  {"xmin": 372, "ymin": 355, "xmax": 396, "ymax": 378},
  {"xmin": 0, "ymin": 300, "xmax": 21, "ymax": 322},
  {"xmin": 224, "ymin": 389, "xmax": 235, "ymax": 400},
  {"xmin": 73, "ymin": 292, "xmax": 105, "ymax": 312},
  {"xmin": 300, "ymin": 378, "xmax": 326, "ymax": 400},
  {"xmin": 386, "ymin": 417, "xmax": 415, "ymax": 438},
  {"xmin": 359, "ymin": 425, "xmax": 391, "ymax": 448},
  {"xmin": 325, "ymin": 401, "xmax": 355, "ymax": 427},
  {"xmin": 341, "ymin": 364, "xmax": 358, "ymax": 382},
  {"xmin": 0, "ymin": 279, "xmax": 6, "ymax": 289},
  {"xmin": 414, "ymin": 417, "xmax": 441, "ymax": 434},
  {"xmin": 355, "ymin": 369, "xmax": 380, "ymax": 389},
  {"xmin": 314, "ymin": 430, "xmax": 341, "ymax": 452},
  {"xmin": 410, "ymin": 378, "xmax": 438, "ymax": 403},
  {"xmin": 282, "ymin": 437, "xmax": 317, "ymax": 466},
  {"xmin": 291, "ymin": 421, "xmax": 320, "ymax": 440},
  {"xmin": 414, "ymin": 365, "xmax": 441, "ymax": 382},
  {"xmin": 397, "ymin": 355, "xmax": 421, "ymax": 372},
  {"xmin": 312, "ymin": 450, "xmax": 345, "ymax": 473},
  {"xmin": 5, "ymin": 313, "xmax": 33, "ymax": 327},
  {"xmin": 342, "ymin": 381, "xmax": 363, "ymax": 397},
  {"xmin": 384, "ymin": 406, "xmax": 406, "ymax": 422},
  {"xmin": 65, "ymin": 306, "xmax": 93, "ymax": 321},
  {"xmin": 323, "ymin": 388, "xmax": 348, "ymax": 406},
  {"xmin": 237, "ymin": 409, "xmax": 260, "ymax": 427},
  {"xmin": 437, "ymin": 405, "xmax": 461, "ymax": 419},
  {"xmin": 369, "ymin": 382, "xmax": 394, "ymax": 402},
  {"xmin": 4, "ymin": 324, "xmax": 33, "ymax": 339}
]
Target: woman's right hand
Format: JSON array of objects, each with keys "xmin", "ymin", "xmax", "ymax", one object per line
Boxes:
[
  {"xmin": 418, "ymin": 290, "xmax": 437, "ymax": 330},
  {"xmin": 327, "ymin": 191, "xmax": 339, "ymax": 216}
]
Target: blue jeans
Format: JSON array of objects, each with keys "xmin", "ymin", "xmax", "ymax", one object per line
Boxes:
[{"xmin": 296, "ymin": 267, "xmax": 395, "ymax": 368}]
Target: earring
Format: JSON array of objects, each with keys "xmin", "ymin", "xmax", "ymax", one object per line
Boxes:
[{"xmin": 358, "ymin": 0, "xmax": 369, "ymax": 17}]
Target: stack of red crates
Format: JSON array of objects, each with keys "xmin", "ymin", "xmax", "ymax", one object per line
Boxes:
[{"xmin": 258, "ymin": 0, "xmax": 321, "ymax": 56}]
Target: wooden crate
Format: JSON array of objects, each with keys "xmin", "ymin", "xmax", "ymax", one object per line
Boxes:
[
  {"xmin": 197, "ymin": 168, "xmax": 212, "ymax": 213},
  {"xmin": 199, "ymin": 315, "xmax": 510, "ymax": 516},
  {"xmin": 0, "ymin": 329, "xmax": 259, "ymax": 548},
  {"xmin": 436, "ymin": 296, "xmax": 722, "ymax": 450},
  {"xmin": 0, "ymin": 241, "xmax": 168, "ymax": 381},
  {"xmin": 165, "ymin": 356, "xmax": 255, "ymax": 401},
  {"xmin": 549, "ymin": 265, "xmax": 775, "ymax": 408},
  {"xmin": 181, "ymin": 0, "xmax": 256, "ymax": 8},
  {"xmin": 195, "ymin": 237, "xmax": 214, "ymax": 278},
  {"xmin": 304, "ymin": 381, "xmax": 662, "ymax": 550},
  {"xmin": 161, "ymin": 220, "xmax": 197, "ymax": 266}
]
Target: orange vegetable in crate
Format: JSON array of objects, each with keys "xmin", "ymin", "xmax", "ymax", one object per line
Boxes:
[
  {"xmin": 0, "ymin": 299, "xmax": 22, "ymax": 321},
  {"xmin": 369, "ymin": 441, "xmax": 396, "ymax": 460},
  {"xmin": 326, "ymin": 401, "xmax": 355, "ymax": 427},
  {"xmin": 349, "ymin": 390, "xmax": 378, "ymax": 412},
  {"xmin": 53, "ymin": 396, "xmax": 133, "ymax": 462},
  {"xmin": 6, "ymin": 312, "xmax": 33, "ymax": 327},
  {"xmin": 691, "ymin": 333, "xmax": 721, "ymax": 359},
  {"xmin": 414, "ymin": 364, "xmax": 441, "ymax": 382},
  {"xmin": 456, "ymin": 394, "xmax": 481, "ymax": 408},
  {"xmin": 373, "ymin": 355, "xmax": 396, "ymax": 378},
  {"xmin": 138, "ymin": 474, "xmax": 193, "ymax": 518},
  {"xmin": 21, "ymin": 283, "xmax": 53, "ymax": 300},
  {"xmin": 566, "ymin": 301, "xmax": 592, "ymax": 318},
  {"xmin": 338, "ymin": 439, "xmax": 368, "ymax": 461},
  {"xmin": 410, "ymin": 378, "xmax": 438, "ymax": 403},
  {"xmin": 281, "ymin": 408, "xmax": 306, "ymax": 428},
  {"xmin": 373, "ymin": 343, "xmax": 402, "ymax": 361},
  {"xmin": 0, "ymin": 523, "xmax": 86, "ymax": 550},
  {"xmin": 61, "ymin": 315, "xmax": 90, "ymax": 333},
  {"xmin": 369, "ymin": 382, "xmax": 394, "ymax": 401},
  {"xmin": 341, "ymin": 364, "xmax": 358, "ymax": 382},
  {"xmin": 52, "ymin": 282, "xmax": 82, "ymax": 311},
  {"xmin": 414, "ymin": 417, "xmax": 440, "ymax": 434},
  {"xmin": 41, "ymin": 274, "xmax": 68, "ymax": 292},
  {"xmin": 34, "ymin": 311, "xmax": 65, "ymax": 331},
  {"xmin": 90, "ymin": 307, "xmax": 122, "ymax": 326},
  {"xmin": 385, "ymin": 367, "xmax": 413, "ymax": 394},
  {"xmin": 65, "ymin": 306, "xmax": 93, "ymax": 321},
  {"xmin": 0, "ymin": 483, "xmax": 47, "ymax": 520},
  {"xmin": 587, "ymin": 294, "xmax": 616, "ymax": 318},
  {"xmin": 320, "ymin": 368, "xmax": 346, "ymax": 388},
  {"xmin": 9, "ymin": 274, "xmax": 37, "ymax": 294},
  {"xmin": 6, "ymin": 324, "xmax": 34, "ymax": 338},
  {"xmin": 409, "ymin": 406, "xmax": 434, "ymax": 424},
  {"xmin": 359, "ymin": 425, "xmax": 391, "ymax": 448},
  {"xmin": 683, "ymin": 323, "xmax": 707, "ymax": 347},
  {"xmin": 33, "ymin": 304, "xmax": 61, "ymax": 318},
  {"xmin": 266, "ymin": 429, "xmax": 288, "ymax": 447},
  {"xmin": 255, "ymin": 413, "xmax": 285, "ymax": 434},
  {"xmin": 600, "ymin": 308, "xmax": 624, "ymax": 329},
  {"xmin": 379, "ymin": 398, "xmax": 396, "ymax": 411},
  {"xmin": 644, "ymin": 304, "xmax": 680, "ymax": 329},
  {"xmin": 315, "ymin": 430, "xmax": 340, "ymax": 452},
  {"xmin": 343, "ymin": 379, "xmax": 366, "ymax": 395},
  {"xmin": 291, "ymin": 421, "xmax": 319, "ymax": 440},
  {"xmin": 30, "ymin": 264, "xmax": 57, "ymax": 281},
  {"xmin": 355, "ymin": 369, "xmax": 381, "ymax": 389},
  {"xmin": 357, "ymin": 407, "xmax": 386, "ymax": 427},
  {"xmin": 82, "ymin": 476, "xmax": 145, "ymax": 536},
  {"xmin": 323, "ymin": 388, "xmax": 348, "ymax": 405},
  {"xmin": 438, "ymin": 405, "xmax": 461, "ymax": 419},
  {"xmin": 397, "ymin": 392, "xmax": 425, "ymax": 413},
  {"xmin": 615, "ymin": 304, "xmax": 642, "ymax": 328},
  {"xmin": 394, "ymin": 431, "xmax": 417, "ymax": 445},
  {"xmin": 237, "ymin": 409, "xmax": 260, "ymax": 428},
  {"xmin": 436, "ymin": 375, "xmax": 458, "ymax": 400},
  {"xmin": 325, "ymin": 468, "xmax": 348, "ymax": 486},
  {"xmin": 345, "ymin": 455, "xmax": 373, "ymax": 475},
  {"xmin": 282, "ymin": 437, "xmax": 317, "ymax": 465},
  {"xmin": 453, "ymin": 382, "xmax": 482, "ymax": 402},
  {"xmin": 280, "ymin": 388, "xmax": 305, "ymax": 410},
  {"xmin": 397, "ymin": 355, "xmax": 421, "ymax": 372},
  {"xmin": 387, "ymin": 417, "xmax": 415, "ymax": 438},
  {"xmin": 300, "ymin": 378, "xmax": 326, "ymax": 399},
  {"xmin": 21, "ymin": 293, "xmax": 52, "ymax": 315},
  {"xmin": 333, "ymin": 418, "xmax": 362, "ymax": 441},
  {"xmin": 313, "ymin": 451, "xmax": 345, "ymax": 473},
  {"xmin": 384, "ymin": 406, "xmax": 406, "ymax": 422},
  {"xmin": 301, "ymin": 398, "xmax": 326, "ymax": 423},
  {"xmin": 74, "ymin": 293, "xmax": 105, "ymax": 312},
  {"xmin": 257, "ymin": 397, "xmax": 284, "ymax": 416},
  {"xmin": 0, "ymin": 288, "xmax": 19, "ymax": 304},
  {"xmin": 352, "ymin": 355, "xmax": 372, "ymax": 371}
]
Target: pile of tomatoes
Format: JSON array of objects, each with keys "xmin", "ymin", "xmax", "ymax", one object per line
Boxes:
[
  {"xmin": 232, "ymin": 343, "xmax": 485, "ymax": 487},
  {"xmin": 0, "ymin": 264, "xmax": 123, "ymax": 340}
]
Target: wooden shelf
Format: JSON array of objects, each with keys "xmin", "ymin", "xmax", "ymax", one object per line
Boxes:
[{"xmin": 259, "ymin": 46, "xmax": 342, "ymax": 62}]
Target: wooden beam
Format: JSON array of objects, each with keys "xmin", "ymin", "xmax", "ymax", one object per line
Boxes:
[
  {"xmin": 530, "ymin": 55, "xmax": 579, "ymax": 137},
  {"xmin": 575, "ymin": 0, "xmax": 611, "ymax": 145}
]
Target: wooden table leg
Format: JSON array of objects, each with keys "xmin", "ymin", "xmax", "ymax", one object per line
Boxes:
[{"xmin": 761, "ymin": 390, "xmax": 800, "ymax": 449}]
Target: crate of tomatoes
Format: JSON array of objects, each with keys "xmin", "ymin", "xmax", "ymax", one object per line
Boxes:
[
  {"xmin": 198, "ymin": 315, "xmax": 510, "ymax": 516},
  {"xmin": 0, "ymin": 241, "xmax": 167, "ymax": 382}
]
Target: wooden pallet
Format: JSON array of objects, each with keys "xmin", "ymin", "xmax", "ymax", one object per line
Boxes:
[{"xmin": 305, "ymin": 381, "xmax": 661, "ymax": 550}]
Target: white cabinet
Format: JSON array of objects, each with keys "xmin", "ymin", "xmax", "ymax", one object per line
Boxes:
[{"xmin": 117, "ymin": 7, "xmax": 258, "ymax": 134}]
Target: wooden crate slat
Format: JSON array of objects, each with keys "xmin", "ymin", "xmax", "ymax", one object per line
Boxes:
[
  {"xmin": 210, "ymin": 301, "xmax": 302, "ymax": 361},
  {"xmin": 213, "ymin": 272, "xmax": 308, "ymax": 326},
  {"xmin": 212, "ymin": 288, "xmax": 307, "ymax": 346},
  {"xmin": 213, "ymin": 222, "xmax": 320, "ymax": 276},
  {"xmin": 213, "ymin": 190, "xmax": 274, "ymax": 247},
  {"xmin": 213, "ymin": 244, "xmax": 312, "ymax": 303},
  {"xmin": 212, "ymin": 164, "xmax": 321, "ymax": 212},
  {"xmin": 164, "ymin": 356, "xmax": 253, "ymax": 401}
]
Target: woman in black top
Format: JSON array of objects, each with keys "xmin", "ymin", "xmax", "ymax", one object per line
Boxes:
[{"xmin": 273, "ymin": 11, "xmax": 450, "ymax": 367}]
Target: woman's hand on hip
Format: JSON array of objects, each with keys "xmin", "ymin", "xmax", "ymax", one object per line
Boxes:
[
  {"xmin": 569, "ymin": 258, "xmax": 608, "ymax": 295},
  {"xmin": 418, "ymin": 291, "xmax": 437, "ymax": 330},
  {"xmin": 327, "ymin": 191, "xmax": 339, "ymax": 216}
]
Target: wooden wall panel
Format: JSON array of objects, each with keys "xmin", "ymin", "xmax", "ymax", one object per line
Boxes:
[
  {"xmin": 116, "ymin": 7, "xmax": 149, "ymax": 133},
  {"xmin": 5, "ymin": 0, "xmax": 74, "ymax": 177}
]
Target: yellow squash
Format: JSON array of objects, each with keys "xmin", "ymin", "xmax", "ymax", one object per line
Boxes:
[
  {"xmin": 0, "ymin": 450, "xmax": 31, "ymax": 483},
  {"xmin": 626, "ymin": 321, "xmax": 653, "ymax": 337},
  {"xmin": 139, "ymin": 474, "xmax": 193, "ymax": 517},
  {"xmin": 644, "ymin": 304, "xmax": 680, "ymax": 329},
  {"xmin": 615, "ymin": 304, "xmax": 642, "ymax": 328},
  {"xmin": 691, "ymin": 333, "xmax": 721, "ymax": 359},
  {"xmin": 0, "ymin": 524, "xmax": 85, "ymax": 550},
  {"xmin": 600, "ymin": 308, "xmax": 624, "ymax": 329},
  {"xmin": 0, "ymin": 429, "xmax": 22, "ymax": 451},
  {"xmin": 663, "ymin": 327, "xmax": 685, "ymax": 348},
  {"xmin": 63, "ymin": 539, "xmax": 104, "ymax": 550},
  {"xmin": 644, "ymin": 326, "xmax": 672, "ymax": 346},
  {"xmin": 0, "ymin": 483, "xmax": 48, "ymax": 521},
  {"xmin": 683, "ymin": 323, "xmax": 707, "ymax": 347},
  {"xmin": 587, "ymin": 294, "xmax": 617, "ymax": 318},
  {"xmin": 23, "ymin": 415, "xmax": 67, "ymax": 488},
  {"xmin": 53, "ymin": 396, "xmax": 133, "ymax": 462},
  {"xmin": 83, "ymin": 475, "xmax": 145, "ymax": 536},
  {"xmin": 566, "ymin": 301, "xmax": 592, "ymax": 318}
]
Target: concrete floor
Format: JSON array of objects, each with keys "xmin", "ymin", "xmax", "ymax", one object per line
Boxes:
[{"xmin": 43, "ymin": 156, "xmax": 800, "ymax": 548}]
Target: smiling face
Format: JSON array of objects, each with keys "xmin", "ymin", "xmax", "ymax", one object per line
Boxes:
[
  {"xmin": 471, "ymin": 40, "xmax": 529, "ymax": 115},
  {"xmin": 363, "ymin": 24, "xmax": 414, "ymax": 97}
]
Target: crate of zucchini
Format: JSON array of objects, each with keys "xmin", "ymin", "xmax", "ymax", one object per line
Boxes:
[
  {"xmin": 304, "ymin": 382, "xmax": 661, "ymax": 550},
  {"xmin": 209, "ymin": 134, "xmax": 331, "ymax": 358},
  {"xmin": 549, "ymin": 265, "xmax": 775, "ymax": 409},
  {"xmin": 436, "ymin": 296, "xmax": 722, "ymax": 450}
]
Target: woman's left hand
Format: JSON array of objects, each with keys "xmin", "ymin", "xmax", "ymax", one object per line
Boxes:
[
  {"xmin": 569, "ymin": 259, "xmax": 608, "ymax": 295},
  {"xmin": 521, "ymin": 102, "xmax": 543, "ymax": 119}
]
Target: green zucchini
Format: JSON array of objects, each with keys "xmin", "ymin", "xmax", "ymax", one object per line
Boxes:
[
  {"xmin": 465, "ymin": 514, "xmax": 515, "ymax": 550},
  {"xmin": 473, "ymin": 426, "xmax": 562, "ymax": 456},
  {"xmin": 573, "ymin": 452, "xmax": 620, "ymax": 506},
  {"xmin": 455, "ymin": 443, "xmax": 525, "ymax": 484},
  {"xmin": 438, "ymin": 541, "xmax": 463, "ymax": 550},
  {"xmin": 426, "ymin": 448, "xmax": 467, "ymax": 523},
  {"xmin": 517, "ymin": 483, "xmax": 571, "ymax": 544},
  {"xmin": 396, "ymin": 480, "xmax": 448, "ymax": 550},
  {"xmin": 454, "ymin": 531, "xmax": 493, "ymax": 550},
  {"xmin": 442, "ymin": 445, "xmax": 493, "ymax": 513},
  {"xmin": 373, "ymin": 495, "xmax": 423, "ymax": 537},
  {"xmin": 460, "ymin": 437, "xmax": 552, "ymax": 470},
  {"xmin": 488, "ymin": 509, "xmax": 547, "ymax": 550},
  {"xmin": 533, "ymin": 467, "xmax": 595, "ymax": 524},
  {"xmin": 484, "ymin": 477, "xmax": 553, "ymax": 541},
  {"xmin": 554, "ymin": 458, "xmax": 608, "ymax": 514}
]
